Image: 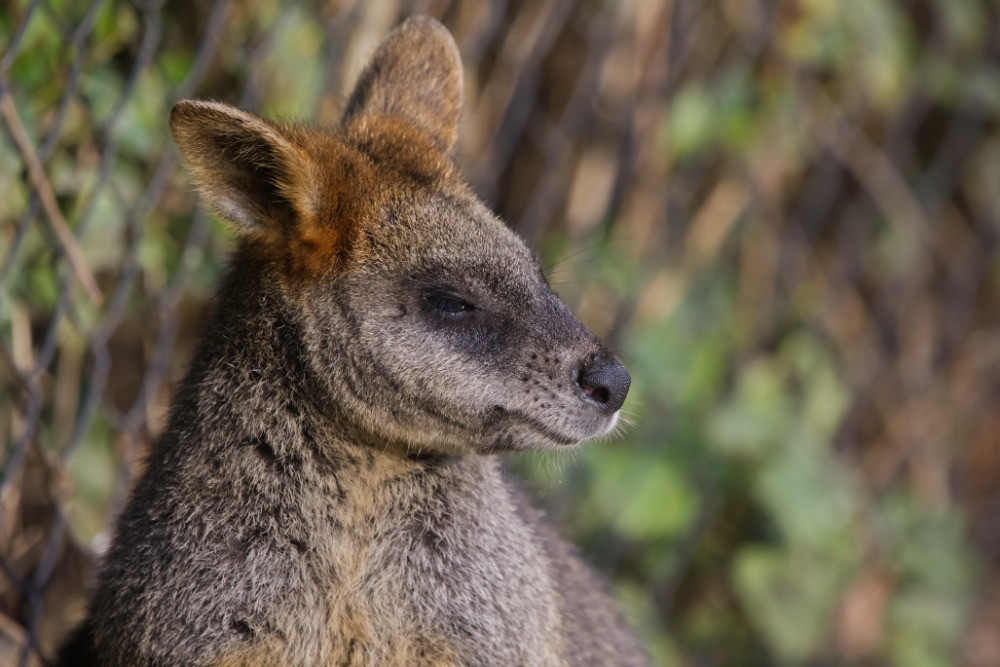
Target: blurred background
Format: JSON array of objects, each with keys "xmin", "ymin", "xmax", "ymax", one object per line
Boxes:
[{"xmin": 1, "ymin": 0, "xmax": 998, "ymax": 664}]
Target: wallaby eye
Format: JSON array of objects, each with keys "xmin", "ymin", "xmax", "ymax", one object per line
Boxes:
[{"xmin": 424, "ymin": 294, "xmax": 475, "ymax": 315}]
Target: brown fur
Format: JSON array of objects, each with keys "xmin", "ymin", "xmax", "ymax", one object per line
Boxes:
[{"xmin": 57, "ymin": 16, "xmax": 644, "ymax": 667}]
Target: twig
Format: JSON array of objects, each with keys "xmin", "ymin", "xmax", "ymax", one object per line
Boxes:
[
  {"xmin": 0, "ymin": 83, "xmax": 102, "ymax": 304},
  {"xmin": 811, "ymin": 101, "xmax": 936, "ymax": 260}
]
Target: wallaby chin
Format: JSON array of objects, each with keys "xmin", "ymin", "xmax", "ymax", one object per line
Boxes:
[{"xmin": 58, "ymin": 15, "xmax": 645, "ymax": 667}]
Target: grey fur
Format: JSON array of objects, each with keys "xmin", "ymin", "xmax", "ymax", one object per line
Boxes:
[{"xmin": 58, "ymin": 16, "xmax": 645, "ymax": 667}]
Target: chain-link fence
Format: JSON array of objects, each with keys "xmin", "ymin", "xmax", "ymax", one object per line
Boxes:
[{"xmin": 2, "ymin": 0, "xmax": 999, "ymax": 665}]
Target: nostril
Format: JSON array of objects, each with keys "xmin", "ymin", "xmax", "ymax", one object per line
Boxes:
[
  {"xmin": 576, "ymin": 353, "xmax": 631, "ymax": 413},
  {"xmin": 581, "ymin": 383, "xmax": 610, "ymax": 405}
]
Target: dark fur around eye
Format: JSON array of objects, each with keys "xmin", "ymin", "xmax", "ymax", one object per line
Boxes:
[{"xmin": 424, "ymin": 294, "xmax": 475, "ymax": 315}]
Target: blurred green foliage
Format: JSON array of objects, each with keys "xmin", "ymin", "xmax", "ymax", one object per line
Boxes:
[
  {"xmin": 518, "ymin": 1, "xmax": 992, "ymax": 663},
  {"xmin": 3, "ymin": 0, "xmax": 997, "ymax": 665}
]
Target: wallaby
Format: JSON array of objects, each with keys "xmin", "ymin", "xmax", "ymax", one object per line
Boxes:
[{"xmin": 58, "ymin": 16, "xmax": 645, "ymax": 667}]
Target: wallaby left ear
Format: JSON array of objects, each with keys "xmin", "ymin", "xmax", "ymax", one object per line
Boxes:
[
  {"xmin": 170, "ymin": 100, "xmax": 316, "ymax": 235},
  {"xmin": 342, "ymin": 16, "xmax": 463, "ymax": 152}
]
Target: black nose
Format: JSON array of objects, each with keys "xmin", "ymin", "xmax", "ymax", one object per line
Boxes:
[{"xmin": 576, "ymin": 352, "xmax": 630, "ymax": 413}]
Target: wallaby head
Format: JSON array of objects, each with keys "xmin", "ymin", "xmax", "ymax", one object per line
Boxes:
[{"xmin": 169, "ymin": 16, "xmax": 629, "ymax": 457}]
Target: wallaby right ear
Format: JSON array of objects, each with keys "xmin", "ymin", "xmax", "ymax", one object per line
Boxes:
[
  {"xmin": 170, "ymin": 100, "xmax": 315, "ymax": 234},
  {"xmin": 342, "ymin": 16, "xmax": 463, "ymax": 152}
]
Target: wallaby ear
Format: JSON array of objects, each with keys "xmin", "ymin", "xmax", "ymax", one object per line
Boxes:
[
  {"xmin": 342, "ymin": 16, "xmax": 463, "ymax": 152},
  {"xmin": 170, "ymin": 100, "xmax": 315, "ymax": 234}
]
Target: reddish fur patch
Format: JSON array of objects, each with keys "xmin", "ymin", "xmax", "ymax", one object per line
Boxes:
[
  {"xmin": 258, "ymin": 117, "xmax": 456, "ymax": 286},
  {"xmin": 344, "ymin": 115, "xmax": 456, "ymax": 185}
]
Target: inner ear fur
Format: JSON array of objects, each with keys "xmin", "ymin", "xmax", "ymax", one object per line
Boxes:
[
  {"xmin": 342, "ymin": 16, "xmax": 464, "ymax": 152},
  {"xmin": 170, "ymin": 100, "xmax": 316, "ymax": 234}
]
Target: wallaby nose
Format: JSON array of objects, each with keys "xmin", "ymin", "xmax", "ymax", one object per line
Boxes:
[{"xmin": 576, "ymin": 352, "xmax": 630, "ymax": 413}]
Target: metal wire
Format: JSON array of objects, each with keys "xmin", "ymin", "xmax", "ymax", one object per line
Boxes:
[{"xmin": 1, "ymin": 0, "xmax": 998, "ymax": 664}]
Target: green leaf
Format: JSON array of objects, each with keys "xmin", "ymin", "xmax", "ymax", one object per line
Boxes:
[
  {"xmin": 888, "ymin": 588, "xmax": 968, "ymax": 667},
  {"xmin": 661, "ymin": 84, "xmax": 714, "ymax": 160},
  {"xmin": 614, "ymin": 460, "xmax": 696, "ymax": 541},
  {"xmin": 733, "ymin": 546, "xmax": 842, "ymax": 662},
  {"xmin": 754, "ymin": 445, "xmax": 858, "ymax": 551},
  {"xmin": 707, "ymin": 359, "xmax": 790, "ymax": 460}
]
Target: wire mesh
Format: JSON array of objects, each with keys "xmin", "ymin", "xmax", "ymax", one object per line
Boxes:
[{"xmin": 1, "ymin": 0, "xmax": 998, "ymax": 665}]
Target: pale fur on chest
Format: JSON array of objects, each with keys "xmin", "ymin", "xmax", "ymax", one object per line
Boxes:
[{"xmin": 232, "ymin": 450, "xmax": 565, "ymax": 666}]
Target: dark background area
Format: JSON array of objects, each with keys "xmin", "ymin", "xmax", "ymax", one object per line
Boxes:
[{"xmin": 1, "ymin": 0, "xmax": 999, "ymax": 664}]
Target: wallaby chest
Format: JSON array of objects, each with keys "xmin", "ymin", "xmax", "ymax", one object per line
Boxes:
[{"xmin": 299, "ymin": 455, "xmax": 562, "ymax": 666}]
